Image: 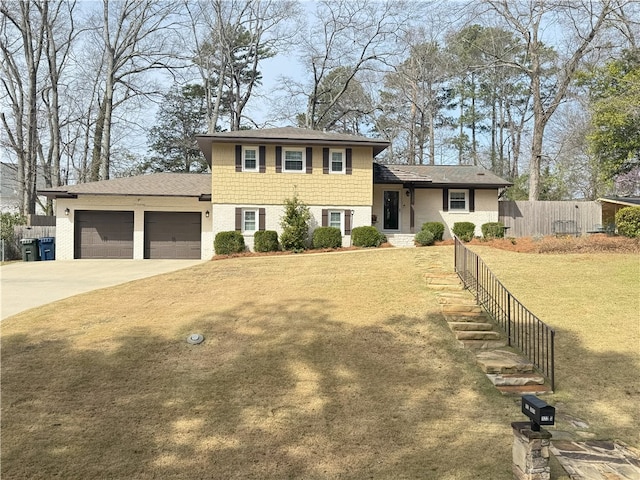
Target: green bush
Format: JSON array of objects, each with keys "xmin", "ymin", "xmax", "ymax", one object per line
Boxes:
[
  {"xmin": 254, "ymin": 230, "xmax": 279, "ymax": 252},
  {"xmin": 452, "ymin": 222, "xmax": 476, "ymax": 242},
  {"xmin": 414, "ymin": 229, "xmax": 435, "ymax": 246},
  {"xmin": 481, "ymin": 222, "xmax": 505, "ymax": 240},
  {"xmin": 312, "ymin": 227, "xmax": 342, "ymax": 249},
  {"xmin": 351, "ymin": 226, "xmax": 385, "ymax": 247},
  {"xmin": 616, "ymin": 206, "xmax": 640, "ymax": 238},
  {"xmin": 1, "ymin": 212, "xmax": 26, "ymax": 260},
  {"xmin": 214, "ymin": 231, "xmax": 245, "ymax": 255},
  {"xmin": 421, "ymin": 222, "xmax": 445, "ymax": 241},
  {"xmin": 280, "ymin": 195, "xmax": 311, "ymax": 251}
]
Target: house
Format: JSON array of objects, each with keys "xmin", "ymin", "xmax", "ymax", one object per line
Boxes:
[
  {"xmin": 598, "ymin": 196, "xmax": 640, "ymax": 227},
  {"xmin": 39, "ymin": 127, "xmax": 511, "ymax": 260}
]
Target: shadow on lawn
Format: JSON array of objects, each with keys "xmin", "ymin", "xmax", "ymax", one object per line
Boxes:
[{"xmin": 3, "ymin": 299, "xmax": 517, "ymax": 479}]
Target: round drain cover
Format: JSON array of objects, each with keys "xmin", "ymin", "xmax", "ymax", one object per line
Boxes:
[{"xmin": 187, "ymin": 333, "xmax": 204, "ymax": 344}]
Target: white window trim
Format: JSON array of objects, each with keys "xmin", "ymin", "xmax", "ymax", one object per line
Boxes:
[
  {"xmin": 282, "ymin": 147, "xmax": 306, "ymax": 173},
  {"xmin": 449, "ymin": 189, "xmax": 469, "ymax": 212},
  {"xmin": 242, "ymin": 146, "xmax": 259, "ymax": 172},
  {"xmin": 329, "ymin": 148, "xmax": 345, "ymax": 174},
  {"xmin": 328, "ymin": 210, "xmax": 344, "ymax": 235},
  {"xmin": 243, "ymin": 208, "xmax": 259, "ymax": 232}
]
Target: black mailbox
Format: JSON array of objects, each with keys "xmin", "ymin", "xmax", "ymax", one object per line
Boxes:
[{"xmin": 521, "ymin": 395, "xmax": 555, "ymax": 431}]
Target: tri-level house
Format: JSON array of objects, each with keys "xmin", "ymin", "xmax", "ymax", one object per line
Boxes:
[{"xmin": 40, "ymin": 127, "xmax": 511, "ymax": 259}]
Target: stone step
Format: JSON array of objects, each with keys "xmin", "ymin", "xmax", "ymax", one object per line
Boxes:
[
  {"xmin": 427, "ymin": 283, "xmax": 464, "ymax": 291},
  {"xmin": 441, "ymin": 304, "xmax": 482, "ymax": 314},
  {"xmin": 458, "ymin": 339, "xmax": 509, "ymax": 349},
  {"xmin": 425, "ymin": 275, "xmax": 461, "ymax": 286},
  {"xmin": 443, "ymin": 312, "xmax": 489, "ymax": 322},
  {"xmin": 486, "ymin": 372, "xmax": 546, "ymax": 386},
  {"xmin": 437, "ymin": 295, "xmax": 477, "ymax": 306},
  {"xmin": 496, "ymin": 384, "xmax": 553, "ymax": 396},
  {"xmin": 455, "ymin": 330, "xmax": 502, "ymax": 341},
  {"xmin": 475, "ymin": 350, "xmax": 535, "ymax": 374},
  {"xmin": 448, "ymin": 321, "xmax": 494, "ymax": 331}
]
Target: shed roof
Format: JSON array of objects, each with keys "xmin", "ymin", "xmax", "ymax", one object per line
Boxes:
[
  {"xmin": 374, "ymin": 163, "xmax": 512, "ymax": 188},
  {"xmin": 598, "ymin": 196, "xmax": 640, "ymax": 207},
  {"xmin": 38, "ymin": 173, "xmax": 212, "ymax": 200},
  {"xmin": 196, "ymin": 127, "xmax": 390, "ymax": 165}
]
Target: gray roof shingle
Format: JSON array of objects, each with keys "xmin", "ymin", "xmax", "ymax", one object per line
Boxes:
[{"xmin": 374, "ymin": 163, "xmax": 512, "ymax": 188}]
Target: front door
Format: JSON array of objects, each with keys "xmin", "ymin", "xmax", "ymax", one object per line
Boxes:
[{"xmin": 383, "ymin": 190, "xmax": 400, "ymax": 230}]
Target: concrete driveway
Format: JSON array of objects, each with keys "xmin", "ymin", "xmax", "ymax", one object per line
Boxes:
[{"xmin": 1, "ymin": 259, "xmax": 205, "ymax": 320}]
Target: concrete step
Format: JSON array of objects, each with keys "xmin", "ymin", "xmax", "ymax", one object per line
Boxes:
[
  {"xmin": 475, "ymin": 350, "xmax": 535, "ymax": 374},
  {"xmin": 496, "ymin": 384, "xmax": 553, "ymax": 396},
  {"xmin": 455, "ymin": 330, "xmax": 502, "ymax": 341},
  {"xmin": 486, "ymin": 372, "xmax": 546, "ymax": 386},
  {"xmin": 459, "ymin": 339, "xmax": 509, "ymax": 349},
  {"xmin": 448, "ymin": 321, "xmax": 494, "ymax": 331},
  {"xmin": 441, "ymin": 304, "xmax": 483, "ymax": 314}
]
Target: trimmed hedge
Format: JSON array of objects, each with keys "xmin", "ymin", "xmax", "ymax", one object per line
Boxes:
[
  {"xmin": 481, "ymin": 222, "xmax": 505, "ymax": 240},
  {"xmin": 312, "ymin": 227, "xmax": 342, "ymax": 249},
  {"xmin": 452, "ymin": 222, "xmax": 476, "ymax": 242},
  {"xmin": 254, "ymin": 230, "xmax": 279, "ymax": 252},
  {"xmin": 421, "ymin": 222, "xmax": 445, "ymax": 241},
  {"xmin": 214, "ymin": 231, "xmax": 245, "ymax": 255},
  {"xmin": 351, "ymin": 226, "xmax": 385, "ymax": 247},
  {"xmin": 615, "ymin": 206, "xmax": 640, "ymax": 238},
  {"xmin": 414, "ymin": 229, "xmax": 435, "ymax": 246}
]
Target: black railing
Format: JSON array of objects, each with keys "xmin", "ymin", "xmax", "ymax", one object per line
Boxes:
[{"xmin": 454, "ymin": 237, "xmax": 555, "ymax": 391}]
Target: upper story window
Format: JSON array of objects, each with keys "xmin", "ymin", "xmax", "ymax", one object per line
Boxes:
[
  {"xmin": 449, "ymin": 189, "xmax": 468, "ymax": 211},
  {"xmin": 243, "ymin": 146, "xmax": 258, "ymax": 172},
  {"xmin": 330, "ymin": 149, "xmax": 345, "ymax": 174},
  {"xmin": 283, "ymin": 148, "xmax": 305, "ymax": 172}
]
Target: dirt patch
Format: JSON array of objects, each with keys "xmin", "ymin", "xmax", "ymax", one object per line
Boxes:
[{"xmin": 438, "ymin": 235, "xmax": 640, "ymax": 254}]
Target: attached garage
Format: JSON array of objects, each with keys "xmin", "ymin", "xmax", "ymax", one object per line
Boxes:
[
  {"xmin": 74, "ymin": 210, "xmax": 134, "ymax": 259},
  {"xmin": 144, "ymin": 211, "xmax": 201, "ymax": 259}
]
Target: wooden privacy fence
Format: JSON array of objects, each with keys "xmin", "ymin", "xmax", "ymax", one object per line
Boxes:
[{"xmin": 499, "ymin": 201, "xmax": 602, "ymax": 237}]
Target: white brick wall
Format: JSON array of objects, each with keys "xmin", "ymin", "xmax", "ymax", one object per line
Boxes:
[{"xmin": 55, "ymin": 196, "xmax": 213, "ymax": 260}]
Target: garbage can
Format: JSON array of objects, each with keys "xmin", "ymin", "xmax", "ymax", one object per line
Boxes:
[
  {"xmin": 39, "ymin": 237, "xmax": 55, "ymax": 260},
  {"xmin": 21, "ymin": 238, "xmax": 40, "ymax": 261}
]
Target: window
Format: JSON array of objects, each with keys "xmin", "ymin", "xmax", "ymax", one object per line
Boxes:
[
  {"xmin": 283, "ymin": 148, "xmax": 305, "ymax": 172},
  {"xmin": 329, "ymin": 211, "xmax": 342, "ymax": 231},
  {"xmin": 243, "ymin": 147, "xmax": 258, "ymax": 171},
  {"xmin": 330, "ymin": 149, "xmax": 345, "ymax": 173},
  {"xmin": 449, "ymin": 190, "xmax": 468, "ymax": 211},
  {"xmin": 243, "ymin": 209, "xmax": 257, "ymax": 231}
]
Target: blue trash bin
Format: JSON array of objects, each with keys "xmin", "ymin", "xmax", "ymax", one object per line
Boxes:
[
  {"xmin": 21, "ymin": 238, "xmax": 40, "ymax": 261},
  {"xmin": 39, "ymin": 237, "xmax": 55, "ymax": 260}
]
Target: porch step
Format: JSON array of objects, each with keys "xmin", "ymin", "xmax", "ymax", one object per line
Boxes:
[
  {"xmin": 448, "ymin": 321, "xmax": 494, "ymax": 331},
  {"xmin": 475, "ymin": 350, "xmax": 535, "ymax": 374},
  {"xmin": 486, "ymin": 373, "xmax": 546, "ymax": 386},
  {"xmin": 385, "ymin": 234, "xmax": 416, "ymax": 248}
]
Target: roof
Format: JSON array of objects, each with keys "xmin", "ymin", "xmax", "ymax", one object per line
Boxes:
[
  {"xmin": 374, "ymin": 163, "xmax": 513, "ymax": 188},
  {"xmin": 38, "ymin": 173, "xmax": 212, "ymax": 200},
  {"xmin": 598, "ymin": 196, "xmax": 640, "ymax": 207},
  {"xmin": 196, "ymin": 127, "xmax": 390, "ymax": 165}
]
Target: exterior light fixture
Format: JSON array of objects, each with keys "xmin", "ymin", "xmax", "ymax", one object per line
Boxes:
[
  {"xmin": 64, "ymin": 208, "xmax": 70, "ymax": 216},
  {"xmin": 205, "ymin": 210, "xmax": 210, "ymax": 218}
]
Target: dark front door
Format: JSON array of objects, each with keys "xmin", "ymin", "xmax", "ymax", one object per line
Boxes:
[{"xmin": 383, "ymin": 190, "xmax": 400, "ymax": 230}]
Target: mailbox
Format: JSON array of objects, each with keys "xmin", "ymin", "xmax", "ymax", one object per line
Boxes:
[{"xmin": 521, "ymin": 395, "xmax": 555, "ymax": 431}]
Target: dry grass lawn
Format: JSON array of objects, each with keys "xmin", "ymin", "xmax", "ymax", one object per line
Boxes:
[
  {"xmin": 469, "ymin": 245, "xmax": 640, "ymax": 447},
  {"xmin": 2, "ymin": 248, "xmax": 521, "ymax": 480}
]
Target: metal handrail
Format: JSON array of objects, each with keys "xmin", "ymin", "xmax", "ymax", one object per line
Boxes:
[{"xmin": 453, "ymin": 236, "xmax": 555, "ymax": 391}]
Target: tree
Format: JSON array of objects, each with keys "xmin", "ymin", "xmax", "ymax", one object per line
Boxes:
[
  {"xmin": 280, "ymin": 195, "xmax": 311, "ymax": 252},
  {"xmin": 485, "ymin": 0, "xmax": 615, "ymax": 200},
  {"xmin": 584, "ymin": 49, "xmax": 640, "ymax": 183},
  {"xmin": 141, "ymin": 84, "xmax": 208, "ymax": 173}
]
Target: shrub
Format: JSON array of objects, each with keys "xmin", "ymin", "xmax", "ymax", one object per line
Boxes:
[
  {"xmin": 421, "ymin": 222, "xmax": 445, "ymax": 241},
  {"xmin": 1, "ymin": 212, "xmax": 26, "ymax": 260},
  {"xmin": 481, "ymin": 222, "xmax": 505, "ymax": 240},
  {"xmin": 280, "ymin": 195, "xmax": 311, "ymax": 251},
  {"xmin": 351, "ymin": 226, "xmax": 385, "ymax": 247},
  {"xmin": 254, "ymin": 230, "xmax": 279, "ymax": 252},
  {"xmin": 312, "ymin": 227, "xmax": 342, "ymax": 249},
  {"xmin": 616, "ymin": 206, "xmax": 640, "ymax": 238},
  {"xmin": 214, "ymin": 231, "xmax": 245, "ymax": 255},
  {"xmin": 452, "ymin": 222, "xmax": 476, "ymax": 242},
  {"xmin": 414, "ymin": 229, "xmax": 435, "ymax": 246}
]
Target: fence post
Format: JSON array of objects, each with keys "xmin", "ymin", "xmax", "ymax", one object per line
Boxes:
[{"xmin": 507, "ymin": 293, "xmax": 512, "ymax": 347}]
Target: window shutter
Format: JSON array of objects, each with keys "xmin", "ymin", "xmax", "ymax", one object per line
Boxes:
[
  {"xmin": 275, "ymin": 146, "xmax": 282, "ymax": 173},
  {"xmin": 346, "ymin": 148, "xmax": 352, "ymax": 174},
  {"xmin": 322, "ymin": 209, "xmax": 328, "ymax": 227},
  {"xmin": 442, "ymin": 189, "xmax": 449, "ymax": 212},
  {"xmin": 323, "ymin": 148, "xmax": 329, "ymax": 174},
  {"xmin": 259, "ymin": 208, "xmax": 266, "ymax": 231},
  {"xmin": 259, "ymin": 146, "xmax": 266, "ymax": 173},
  {"xmin": 306, "ymin": 147, "xmax": 313, "ymax": 174},
  {"xmin": 235, "ymin": 207, "xmax": 242, "ymax": 231},
  {"xmin": 344, "ymin": 209, "xmax": 352, "ymax": 235},
  {"xmin": 235, "ymin": 145, "xmax": 242, "ymax": 172},
  {"xmin": 469, "ymin": 189, "xmax": 475, "ymax": 212}
]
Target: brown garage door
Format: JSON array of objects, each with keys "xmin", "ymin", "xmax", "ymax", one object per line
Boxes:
[
  {"xmin": 144, "ymin": 211, "xmax": 201, "ymax": 259},
  {"xmin": 75, "ymin": 211, "xmax": 134, "ymax": 259}
]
